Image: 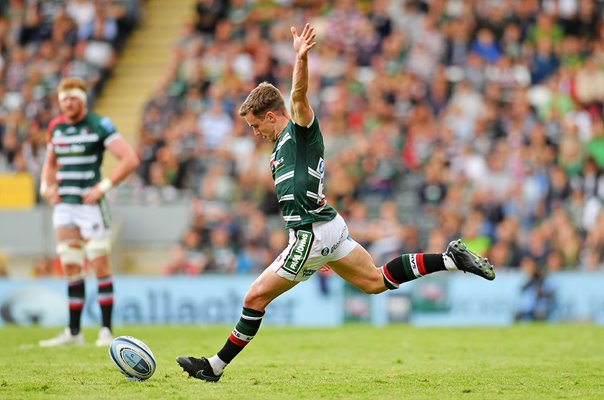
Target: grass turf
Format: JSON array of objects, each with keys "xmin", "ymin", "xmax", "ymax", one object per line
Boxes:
[{"xmin": 0, "ymin": 324, "xmax": 602, "ymax": 399}]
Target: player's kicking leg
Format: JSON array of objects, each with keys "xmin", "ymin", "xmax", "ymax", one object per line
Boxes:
[
  {"xmin": 176, "ymin": 356, "xmax": 221, "ymax": 382},
  {"xmin": 328, "ymin": 238, "xmax": 495, "ymax": 294},
  {"xmin": 446, "ymin": 239, "xmax": 495, "ymax": 280}
]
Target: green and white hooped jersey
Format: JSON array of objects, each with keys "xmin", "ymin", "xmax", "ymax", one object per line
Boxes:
[
  {"xmin": 270, "ymin": 117, "xmax": 337, "ymax": 229},
  {"xmin": 47, "ymin": 113, "xmax": 119, "ymax": 205}
]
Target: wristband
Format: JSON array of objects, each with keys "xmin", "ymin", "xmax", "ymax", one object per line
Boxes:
[
  {"xmin": 98, "ymin": 178, "xmax": 113, "ymax": 194},
  {"xmin": 40, "ymin": 182, "xmax": 48, "ymax": 195}
]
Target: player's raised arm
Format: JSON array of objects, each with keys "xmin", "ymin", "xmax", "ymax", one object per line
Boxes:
[{"xmin": 289, "ymin": 23, "xmax": 316, "ymax": 127}]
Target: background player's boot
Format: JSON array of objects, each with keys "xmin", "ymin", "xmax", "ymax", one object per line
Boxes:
[
  {"xmin": 39, "ymin": 328, "xmax": 84, "ymax": 347},
  {"xmin": 176, "ymin": 356, "xmax": 222, "ymax": 382},
  {"xmin": 95, "ymin": 327, "xmax": 113, "ymax": 347},
  {"xmin": 446, "ymin": 239, "xmax": 496, "ymax": 281}
]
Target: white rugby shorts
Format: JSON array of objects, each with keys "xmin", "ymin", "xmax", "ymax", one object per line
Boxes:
[
  {"xmin": 52, "ymin": 202, "xmax": 111, "ymax": 239},
  {"xmin": 270, "ymin": 213, "xmax": 357, "ymax": 282}
]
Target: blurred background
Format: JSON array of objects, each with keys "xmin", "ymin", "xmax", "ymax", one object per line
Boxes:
[{"xmin": 0, "ymin": 0, "xmax": 604, "ymax": 327}]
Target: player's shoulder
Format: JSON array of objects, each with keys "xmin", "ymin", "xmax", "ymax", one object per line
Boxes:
[
  {"xmin": 291, "ymin": 115, "xmax": 321, "ymax": 142},
  {"xmin": 86, "ymin": 112, "xmax": 117, "ymax": 133},
  {"xmin": 48, "ymin": 115, "xmax": 67, "ymax": 131}
]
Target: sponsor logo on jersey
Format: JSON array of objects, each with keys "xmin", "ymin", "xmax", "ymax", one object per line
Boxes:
[
  {"xmin": 270, "ymin": 157, "xmax": 284, "ymax": 174},
  {"xmin": 100, "ymin": 117, "xmax": 115, "ymax": 132},
  {"xmin": 54, "ymin": 144, "xmax": 86, "ymax": 154}
]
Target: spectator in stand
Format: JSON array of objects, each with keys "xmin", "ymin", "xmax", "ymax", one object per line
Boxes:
[
  {"xmin": 586, "ymin": 120, "xmax": 604, "ymax": 168},
  {"xmin": 66, "ymin": 0, "xmax": 96, "ymax": 30},
  {"xmin": 4, "ymin": 0, "xmax": 604, "ymax": 274},
  {"xmin": 515, "ymin": 257, "xmax": 556, "ymax": 322},
  {"xmin": 138, "ymin": 0, "xmax": 604, "ymax": 276},
  {"xmin": 163, "ymin": 227, "xmax": 208, "ymax": 276},
  {"xmin": 195, "ymin": 0, "xmax": 227, "ymax": 38},
  {"xmin": 32, "ymin": 256, "xmax": 63, "ymax": 278},
  {"xmin": 0, "ymin": 0, "xmax": 141, "ymax": 187},
  {"xmin": 205, "ymin": 224, "xmax": 237, "ymax": 274},
  {"xmin": 471, "ymin": 28, "xmax": 501, "ymax": 64},
  {"xmin": 77, "ymin": 1, "xmax": 118, "ymax": 75}
]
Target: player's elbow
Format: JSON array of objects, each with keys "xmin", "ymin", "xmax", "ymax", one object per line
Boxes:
[
  {"xmin": 290, "ymin": 90, "xmax": 309, "ymax": 109},
  {"xmin": 290, "ymin": 103, "xmax": 313, "ymax": 127},
  {"xmin": 290, "ymin": 91, "xmax": 305, "ymax": 101},
  {"xmin": 132, "ymin": 154, "xmax": 140, "ymax": 169},
  {"xmin": 126, "ymin": 153, "xmax": 140, "ymax": 173}
]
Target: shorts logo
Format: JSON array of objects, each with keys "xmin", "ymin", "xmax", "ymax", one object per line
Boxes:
[
  {"xmin": 329, "ymin": 227, "xmax": 347, "ymax": 254},
  {"xmin": 302, "ymin": 269, "xmax": 316, "ymax": 277},
  {"xmin": 282, "ymin": 230, "xmax": 313, "ymax": 275}
]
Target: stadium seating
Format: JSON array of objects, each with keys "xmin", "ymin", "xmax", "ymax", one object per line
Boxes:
[{"xmin": 2, "ymin": 0, "xmax": 604, "ymax": 275}]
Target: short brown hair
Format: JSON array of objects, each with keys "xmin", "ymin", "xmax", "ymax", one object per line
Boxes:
[
  {"xmin": 57, "ymin": 77, "xmax": 87, "ymax": 93},
  {"xmin": 239, "ymin": 82, "xmax": 286, "ymax": 117}
]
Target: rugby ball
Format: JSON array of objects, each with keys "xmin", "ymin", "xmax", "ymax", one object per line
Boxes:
[{"xmin": 109, "ymin": 336, "xmax": 156, "ymax": 381}]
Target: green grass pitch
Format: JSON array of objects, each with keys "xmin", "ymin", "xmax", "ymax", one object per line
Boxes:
[{"xmin": 0, "ymin": 324, "xmax": 603, "ymax": 399}]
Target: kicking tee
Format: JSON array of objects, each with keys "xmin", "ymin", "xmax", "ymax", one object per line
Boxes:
[
  {"xmin": 270, "ymin": 117, "xmax": 337, "ymax": 229},
  {"xmin": 47, "ymin": 113, "xmax": 120, "ymax": 204}
]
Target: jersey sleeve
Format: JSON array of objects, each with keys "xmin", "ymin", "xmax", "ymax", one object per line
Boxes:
[
  {"xmin": 46, "ymin": 116, "xmax": 64, "ymax": 150},
  {"xmin": 293, "ymin": 116, "xmax": 321, "ymax": 144},
  {"xmin": 98, "ymin": 116, "xmax": 120, "ymax": 146}
]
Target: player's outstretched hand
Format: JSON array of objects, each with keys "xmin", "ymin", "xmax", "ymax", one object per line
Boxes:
[{"xmin": 291, "ymin": 23, "xmax": 316, "ymax": 58}]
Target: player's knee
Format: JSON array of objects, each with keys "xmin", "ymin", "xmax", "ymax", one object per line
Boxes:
[
  {"xmin": 243, "ymin": 288, "xmax": 269, "ymax": 311},
  {"xmin": 56, "ymin": 240, "xmax": 85, "ymax": 266},
  {"xmin": 91, "ymin": 260, "xmax": 111, "ymax": 277},
  {"xmin": 242, "ymin": 291, "xmax": 261, "ymax": 310},
  {"xmin": 358, "ymin": 272, "xmax": 388, "ymax": 295},
  {"xmin": 85, "ymin": 236, "xmax": 111, "ymax": 260},
  {"xmin": 359, "ymin": 282, "xmax": 387, "ymax": 295},
  {"xmin": 64, "ymin": 263, "xmax": 83, "ymax": 276}
]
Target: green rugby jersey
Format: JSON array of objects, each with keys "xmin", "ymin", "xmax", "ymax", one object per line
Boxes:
[
  {"xmin": 271, "ymin": 117, "xmax": 337, "ymax": 229},
  {"xmin": 47, "ymin": 112, "xmax": 119, "ymax": 204}
]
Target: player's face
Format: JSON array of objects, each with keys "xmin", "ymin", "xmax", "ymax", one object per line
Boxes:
[
  {"xmin": 59, "ymin": 96, "xmax": 85, "ymax": 121},
  {"xmin": 244, "ymin": 112, "xmax": 277, "ymax": 142}
]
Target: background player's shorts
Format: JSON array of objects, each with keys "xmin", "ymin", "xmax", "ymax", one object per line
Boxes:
[
  {"xmin": 270, "ymin": 213, "xmax": 357, "ymax": 282},
  {"xmin": 52, "ymin": 202, "xmax": 111, "ymax": 239}
]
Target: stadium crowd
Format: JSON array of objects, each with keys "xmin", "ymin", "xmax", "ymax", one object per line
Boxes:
[
  {"xmin": 0, "ymin": 0, "xmax": 141, "ymax": 179},
  {"xmin": 2, "ymin": 0, "xmax": 604, "ymax": 276}
]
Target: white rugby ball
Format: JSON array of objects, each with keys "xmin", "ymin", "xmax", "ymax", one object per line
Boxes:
[{"xmin": 109, "ymin": 336, "xmax": 156, "ymax": 381}]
